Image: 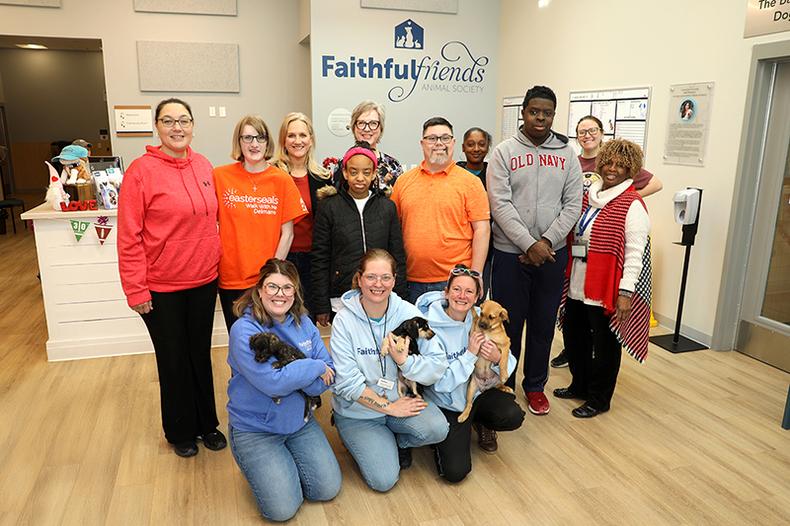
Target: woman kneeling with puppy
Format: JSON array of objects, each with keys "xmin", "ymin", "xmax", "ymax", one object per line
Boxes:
[
  {"xmin": 227, "ymin": 258, "xmax": 340, "ymax": 522},
  {"xmin": 330, "ymin": 248, "xmax": 449, "ymax": 492},
  {"xmin": 417, "ymin": 265, "xmax": 525, "ymax": 483}
]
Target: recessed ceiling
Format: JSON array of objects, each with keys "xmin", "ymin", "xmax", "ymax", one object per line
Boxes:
[{"xmin": 0, "ymin": 35, "xmax": 101, "ymax": 52}]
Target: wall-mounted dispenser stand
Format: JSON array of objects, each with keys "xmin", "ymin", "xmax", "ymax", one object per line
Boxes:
[{"xmin": 650, "ymin": 187, "xmax": 709, "ymax": 353}]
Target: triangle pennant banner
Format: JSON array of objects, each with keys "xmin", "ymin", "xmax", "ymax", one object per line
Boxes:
[
  {"xmin": 94, "ymin": 216, "xmax": 113, "ymax": 246},
  {"xmin": 69, "ymin": 219, "xmax": 91, "ymax": 242}
]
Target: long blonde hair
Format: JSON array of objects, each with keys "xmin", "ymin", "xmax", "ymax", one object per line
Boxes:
[
  {"xmin": 274, "ymin": 112, "xmax": 330, "ymax": 180},
  {"xmin": 232, "ymin": 258, "xmax": 307, "ymax": 326}
]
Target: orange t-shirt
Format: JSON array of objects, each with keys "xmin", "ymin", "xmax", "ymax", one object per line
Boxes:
[
  {"xmin": 391, "ymin": 161, "xmax": 490, "ymax": 282},
  {"xmin": 214, "ymin": 163, "xmax": 307, "ymax": 289}
]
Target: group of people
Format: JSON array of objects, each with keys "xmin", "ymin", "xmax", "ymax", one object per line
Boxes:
[{"xmin": 117, "ymin": 85, "xmax": 659, "ymax": 522}]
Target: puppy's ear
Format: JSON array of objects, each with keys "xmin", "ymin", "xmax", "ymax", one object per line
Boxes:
[{"xmin": 500, "ymin": 309, "xmax": 509, "ymax": 323}]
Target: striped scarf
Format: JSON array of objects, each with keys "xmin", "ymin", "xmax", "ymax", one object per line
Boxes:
[{"xmin": 557, "ymin": 187, "xmax": 652, "ymax": 363}]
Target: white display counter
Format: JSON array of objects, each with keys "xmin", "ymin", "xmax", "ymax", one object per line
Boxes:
[{"xmin": 21, "ymin": 203, "xmax": 228, "ymax": 361}]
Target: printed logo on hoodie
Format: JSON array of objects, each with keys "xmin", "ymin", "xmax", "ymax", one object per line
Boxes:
[
  {"xmin": 509, "ymin": 153, "xmax": 567, "ymax": 171},
  {"xmin": 447, "ymin": 347, "xmax": 467, "ymax": 360},
  {"xmin": 357, "ymin": 347, "xmax": 379, "ymax": 356}
]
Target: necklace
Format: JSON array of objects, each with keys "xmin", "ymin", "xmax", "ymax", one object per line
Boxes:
[
  {"xmin": 245, "ymin": 162, "xmax": 268, "ymax": 192},
  {"xmin": 361, "ymin": 297, "xmax": 389, "ymax": 377}
]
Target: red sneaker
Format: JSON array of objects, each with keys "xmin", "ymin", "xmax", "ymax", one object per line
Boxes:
[{"xmin": 526, "ymin": 391, "xmax": 550, "ymax": 415}]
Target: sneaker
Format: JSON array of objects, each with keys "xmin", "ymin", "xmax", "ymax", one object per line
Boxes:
[
  {"xmin": 526, "ymin": 391, "xmax": 550, "ymax": 415},
  {"xmin": 474, "ymin": 423, "xmax": 498, "ymax": 453},
  {"xmin": 398, "ymin": 447, "xmax": 413, "ymax": 469},
  {"xmin": 173, "ymin": 440, "xmax": 198, "ymax": 458},
  {"xmin": 550, "ymin": 349, "xmax": 569, "ymax": 368},
  {"xmin": 198, "ymin": 430, "xmax": 227, "ymax": 451}
]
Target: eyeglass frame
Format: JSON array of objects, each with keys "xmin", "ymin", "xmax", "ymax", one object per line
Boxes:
[
  {"xmin": 355, "ymin": 120, "xmax": 381, "ymax": 131},
  {"xmin": 361, "ymin": 273, "xmax": 395, "ymax": 284},
  {"xmin": 577, "ymin": 127, "xmax": 601, "ymax": 137},
  {"xmin": 157, "ymin": 117, "xmax": 194, "ymax": 128},
  {"xmin": 449, "ymin": 267, "xmax": 481, "ymax": 279},
  {"xmin": 422, "ymin": 134, "xmax": 454, "ymax": 145},
  {"xmin": 261, "ymin": 282, "xmax": 297, "ymax": 297},
  {"xmin": 240, "ymin": 134, "xmax": 267, "ymax": 144}
]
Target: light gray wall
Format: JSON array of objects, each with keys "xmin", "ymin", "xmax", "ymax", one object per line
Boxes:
[
  {"xmin": 0, "ymin": 0, "xmax": 311, "ymax": 167},
  {"xmin": 0, "ymin": 48, "xmax": 108, "ymax": 143}
]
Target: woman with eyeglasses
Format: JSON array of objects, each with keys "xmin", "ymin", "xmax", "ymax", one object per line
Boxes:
[
  {"xmin": 330, "ymin": 248, "xmax": 449, "ymax": 492},
  {"xmin": 274, "ymin": 113, "xmax": 333, "ymax": 315},
  {"xmin": 550, "ymin": 115, "xmax": 662, "ymax": 369},
  {"xmin": 555, "ymin": 139, "xmax": 652, "ymax": 418},
  {"xmin": 311, "ymin": 142, "xmax": 408, "ymax": 328},
  {"xmin": 118, "ymin": 97, "xmax": 226, "ymax": 458},
  {"xmin": 327, "ymin": 100, "xmax": 403, "ymax": 195},
  {"xmin": 214, "ymin": 115, "xmax": 307, "ymax": 331},
  {"xmin": 415, "ymin": 264, "xmax": 524, "ymax": 483},
  {"xmin": 227, "ymin": 258, "xmax": 340, "ymax": 522}
]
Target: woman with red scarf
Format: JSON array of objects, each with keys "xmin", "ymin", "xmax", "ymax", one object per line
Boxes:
[{"xmin": 555, "ymin": 139, "xmax": 652, "ymax": 418}]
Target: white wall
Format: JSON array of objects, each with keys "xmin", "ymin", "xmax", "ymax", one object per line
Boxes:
[
  {"xmin": 310, "ymin": 0, "xmax": 500, "ymax": 166},
  {"xmin": 496, "ymin": 0, "xmax": 789, "ymax": 344},
  {"xmin": 0, "ymin": 0, "xmax": 311, "ymax": 168}
]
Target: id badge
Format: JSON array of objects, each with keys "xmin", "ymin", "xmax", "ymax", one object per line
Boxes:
[
  {"xmin": 571, "ymin": 241, "xmax": 588, "ymax": 259},
  {"xmin": 377, "ymin": 378, "xmax": 395, "ymax": 390}
]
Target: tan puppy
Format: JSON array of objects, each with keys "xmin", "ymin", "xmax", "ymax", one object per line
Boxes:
[{"xmin": 457, "ymin": 300, "xmax": 514, "ymax": 423}]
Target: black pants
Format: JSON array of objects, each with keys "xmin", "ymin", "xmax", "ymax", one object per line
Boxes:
[
  {"xmin": 140, "ymin": 280, "xmax": 220, "ymax": 444},
  {"xmin": 562, "ymin": 298, "xmax": 622, "ymax": 411},
  {"xmin": 218, "ymin": 287, "xmax": 246, "ymax": 332},
  {"xmin": 286, "ymin": 251, "xmax": 313, "ymax": 314},
  {"xmin": 434, "ymin": 389, "xmax": 525, "ymax": 483},
  {"xmin": 491, "ymin": 247, "xmax": 568, "ymax": 392}
]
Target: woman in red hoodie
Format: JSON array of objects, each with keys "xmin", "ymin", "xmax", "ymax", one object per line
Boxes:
[{"xmin": 118, "ymin": 98, "xmax": 226, "ymax": 458}]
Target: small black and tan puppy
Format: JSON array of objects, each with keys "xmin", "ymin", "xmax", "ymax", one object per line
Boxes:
[
  {"xmin": 249, "ymin": 332, "xmax": 321, "ymax": 421},
  {"xmin": 381, "ymin": 316, "xmax": 436, "ymax": 397}
]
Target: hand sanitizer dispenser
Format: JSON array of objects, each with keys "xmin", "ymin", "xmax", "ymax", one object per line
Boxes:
[{"xmin": 674, "ymin": 188, "xmax": 701, "ymax": 225}]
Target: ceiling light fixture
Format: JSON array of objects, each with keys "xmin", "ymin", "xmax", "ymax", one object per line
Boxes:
[
  {"xmin": 16, "ymin": 43, "xmax": 48, "ymax": 50},
  {"xmin": 538, "ymin": 0, "xmax": 552, "ymax": 8}
]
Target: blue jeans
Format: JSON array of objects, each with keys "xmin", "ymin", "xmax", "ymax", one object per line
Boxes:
[
  {"xmin": 229, "ymin": 418, "xmax": 342, "ymax": 522},
  {"xmin": 333, "ymin": 404, "xmax": 449, "ymax": 492},
  {"xmin": 407, "ymin": 280, "xmax": 448, "ymax": 304}
]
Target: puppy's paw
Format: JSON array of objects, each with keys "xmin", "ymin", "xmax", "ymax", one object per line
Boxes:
[
  {"xmin": 497, "ymin": 385, "xmax": 514, "ymax": 394},
  {"xmin": 458, "ymin": 409, "xmax": 472, "ymax": 423}
]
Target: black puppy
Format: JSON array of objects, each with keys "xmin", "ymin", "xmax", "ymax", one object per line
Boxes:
[
  {"xmin": 249, "ymin": 332, "xmax": 322, "ymax": 421},
  {"xmin": 381, "ymin": 317, "xmax": 436, "ymax": 397}
]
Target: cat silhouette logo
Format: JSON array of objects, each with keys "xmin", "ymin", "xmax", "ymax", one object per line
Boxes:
[{"xmin": 394, "ymin": 19, "xmax": 424, "ymax": 50}]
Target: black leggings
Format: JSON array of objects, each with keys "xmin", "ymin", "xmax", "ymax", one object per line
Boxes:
[
  {"xmin": 140, "ymin": 280, "xmax": 220, "ymax": 444},
  {"xmin": 218, "ymin": 287, "xmax": 246, "ymax": 332},
  {"xmin": 434, "ymin": 389, "xmax": 525, "ymax": 483}
]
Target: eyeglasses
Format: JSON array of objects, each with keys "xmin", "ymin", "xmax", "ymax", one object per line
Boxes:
[
  {"xmin": 263, "ymin": 282, "xmax": 296, "ymax": 297},
  {"xmin": 577, "ymin": 127, "xmax": 601, "ymax": 137},
  {"xmin": 422, "ymin": 134, "xmax": 454, "ymax": 145},
  {"xmin": 449, "ymin": 267, "xmax": 480, "ymax": 278},
  {"xmin": 526, "ymin": 109, "xmax": 555, "ymax": 118},
  {"xmin": 240, "ymin": 134, "xmax": 267, "ymax": 144},
  {"xmin": 362, "ymin": 273, "xmax": 394, "ymax": 285},
  {"xmin": 355, "ymin": 120, "xmax": 380, "ymax": 131},
  {"xmin": 158, "ymin": 117, "xmax": 193, "ymax": 128}
]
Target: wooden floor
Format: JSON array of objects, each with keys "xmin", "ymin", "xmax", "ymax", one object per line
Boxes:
[{"xmin": 1, "ymin": 225, "xmax": 789, "ymax": 526}]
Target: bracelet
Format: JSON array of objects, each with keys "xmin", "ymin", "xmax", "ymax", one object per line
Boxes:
[{"xmin": 618, "ymin": 289, "xmax": 633, "ymax": 298}]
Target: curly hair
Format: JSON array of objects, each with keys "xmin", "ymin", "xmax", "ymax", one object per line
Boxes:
[{"xmin": 596, "ymin": 139, "xmax": 643, "ymax": 179}]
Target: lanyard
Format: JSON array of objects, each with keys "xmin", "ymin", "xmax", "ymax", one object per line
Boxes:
[
  {"xmin": 362, "ymin": 298, "xmax": 389, "ymax": 377},
  {"xmin": 577, "ymin": 207, "xmax": 600, "ymax": 238}
]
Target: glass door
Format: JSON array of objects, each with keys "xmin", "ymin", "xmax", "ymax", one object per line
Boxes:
[{"xmin": 737, "ymin": 61, "xmax": 790, "ymax": 372}]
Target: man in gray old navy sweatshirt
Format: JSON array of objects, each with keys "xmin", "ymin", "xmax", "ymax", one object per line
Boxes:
[{"xmin": 486, "ymin": 85, "xmax": 582, "ymax": 416}]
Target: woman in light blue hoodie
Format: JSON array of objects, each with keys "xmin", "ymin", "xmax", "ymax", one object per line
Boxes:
[
  {"xmin": 227, "ymin": 258, "xmax": 340, "ymax": 522},
  {"xmin": 417, "ymin": 265, "xmax": 525, "ymax": 483},
  {"xmin": 330, "ymin": 248, "xmax": 449, "ymax": 492}
]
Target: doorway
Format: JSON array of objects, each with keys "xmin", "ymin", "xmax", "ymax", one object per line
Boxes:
[
  {"xmin": 0, "ymin": 35, "xmax": 111, "ymax": 199},
  {"xmin": 714, "ymin": 42, "xmax": 790, "ymax": 373}
]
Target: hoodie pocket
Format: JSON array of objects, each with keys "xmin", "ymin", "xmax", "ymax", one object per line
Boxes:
[{"xmin": 149, "ymin": 234, "xmax": 221, "ymax": 284}]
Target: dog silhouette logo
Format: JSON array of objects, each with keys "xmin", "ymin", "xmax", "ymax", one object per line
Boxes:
[{"xmin": 394, "ymin": 19, "xmax": 424, "ymax": 50}]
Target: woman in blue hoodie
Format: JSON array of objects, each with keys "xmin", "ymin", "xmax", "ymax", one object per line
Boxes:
[
  {"xmin": 330, "ymin": 248, "xmax": 449, "ymax": 492},
  {"xmin": 417, "ymin": 265, "xmax": 525, "ymax": 483},
  {"xmin": 227, "ymin": 258, "xmax": 341, "ymax": 522}
]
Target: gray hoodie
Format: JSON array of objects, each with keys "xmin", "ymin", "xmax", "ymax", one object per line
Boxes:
[{"xmin": 487, "ymin": 129, "xmax": 582, "ymax": 253}]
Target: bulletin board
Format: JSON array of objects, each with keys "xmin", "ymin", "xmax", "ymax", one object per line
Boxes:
[{"xmin": 567, "ymin": 86, "xmax": 651, "ymax": 153}]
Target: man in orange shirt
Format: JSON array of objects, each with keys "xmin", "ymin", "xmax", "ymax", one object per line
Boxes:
[{"xmin": 391, "ymin": 117, "xmax": 490, "ymax": 303}]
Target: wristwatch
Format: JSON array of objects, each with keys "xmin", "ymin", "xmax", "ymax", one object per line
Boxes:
[{"xmin": 618, "ymin": 289, "xmax": 633, "ymax": 298}]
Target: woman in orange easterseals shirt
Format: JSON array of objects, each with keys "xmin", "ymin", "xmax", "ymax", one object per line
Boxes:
[{"xmin": 213, "ymin": 115, "xmax": 307, "ymax": 330}]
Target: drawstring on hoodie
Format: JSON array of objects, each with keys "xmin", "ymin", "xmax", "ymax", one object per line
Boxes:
[{"xmin": 173, "ymin": 156, "xmax": 210, "ymax": 216}]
